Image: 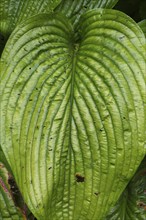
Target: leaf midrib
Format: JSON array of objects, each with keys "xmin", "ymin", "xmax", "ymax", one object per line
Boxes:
[{"xmin": 69, "ymin": 43, "xmax": 79, "ymax": 144}]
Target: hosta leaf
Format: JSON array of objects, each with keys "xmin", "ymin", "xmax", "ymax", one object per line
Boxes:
[
  {"xmin": 138, "ymin": 20, "xmax": 146, "ymax": 38},
  {"xmin": 0, "ymin": 163, "xmax": 26, "ymax": 219},
  {"xmin": 0, "ymin": 9, "xmax": 146, "ymax": 220},
  {"xmin": 105, "ymin": 157, "xmax": 146, "ymax": 220},
  {"xmin": 0, "ymin": 0, "xmax": 61, "ymax": 38},
  {"xmin": 55, "ymin": 0, "xmax": 119, "ymax": 26}
]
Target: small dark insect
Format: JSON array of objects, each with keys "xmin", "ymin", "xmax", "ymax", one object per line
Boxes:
[{"xmin": 75, "ymin": 174, "xmax": 85, "ymax": 182}]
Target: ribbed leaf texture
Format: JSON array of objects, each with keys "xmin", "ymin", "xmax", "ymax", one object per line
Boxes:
[
  {"xmin": 0, "ymin": 0, "xmax": 118, "ymax": 55},
  {"xmin": 0, "ymin": 9, "xmax": 146, "ymax": 220},
  {"xmin": 0, "ymin": 0, "xmax": 61, "ymax": 37},
  {"xmin": 0, "ymin": 0, "xmax": 118, "ymax": 38},
  {"xmin": 0, "ymin": 163, "xmax": 26, "ymax": 220},
  {"xmin": 105, "ymin": 157, "xmax": 146, "ymax": 219},
  {"xmin": 55, "ymin": 0, "xmax": 119, "ymax": 25}
]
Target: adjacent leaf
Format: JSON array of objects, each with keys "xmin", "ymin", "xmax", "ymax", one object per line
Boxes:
[
  {"xmin": 0, "ymin": 9, "xmax": 146, "ymax": 220},
  {"xmin": 0, "ymin": 0, "xmax": 61, "ymax": 38},
  {"xmin": 55, "ymin": 0, "xmax": 119, "ymax": 26},
  {"xmin": 0, "ymin": 163, "xmax": 26, "ymax": 220},
  {"xmin": 105, "ymin": 157, "xmax": 146, "ymax": 220},
  {"xmin": 138, "ymin": 19, "xmax": 146, "ymax": 38}
]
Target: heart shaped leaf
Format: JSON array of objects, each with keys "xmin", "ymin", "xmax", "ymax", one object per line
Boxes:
[
  {"xmin": 105, "ymin": 156, "xmax": 146, "ymax": 219},
  {"xmin": 0, "ymin": 9, "xmax": 146, "ymax": 220}
]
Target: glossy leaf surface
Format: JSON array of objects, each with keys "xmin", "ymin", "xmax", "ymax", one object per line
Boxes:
[{"xmin": 0, "ymin": 9, "xmax": 146, "ymax": 220}]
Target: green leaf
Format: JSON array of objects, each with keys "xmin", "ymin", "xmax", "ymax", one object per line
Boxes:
[
  {"xmin": 0, "ymin": 162, "xmax": 26, "ymax": 220},
  {"xmin": 105, "ymin": 157, "xmax": 146, "ymax": 220},
  {"xmin": 55, "ymin": 0, "xmax": 119, "ymax": 26},
  {"xmin": 0, "ymin": 9, "xmax": 146, "ymax": 220},
  {"xmin": 0, "ymin": 0, "xmax": 61, "ymax": 38},
  {"xmin": 138, "ymin": 19, "xmax": 146, "ymax": 38}
]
